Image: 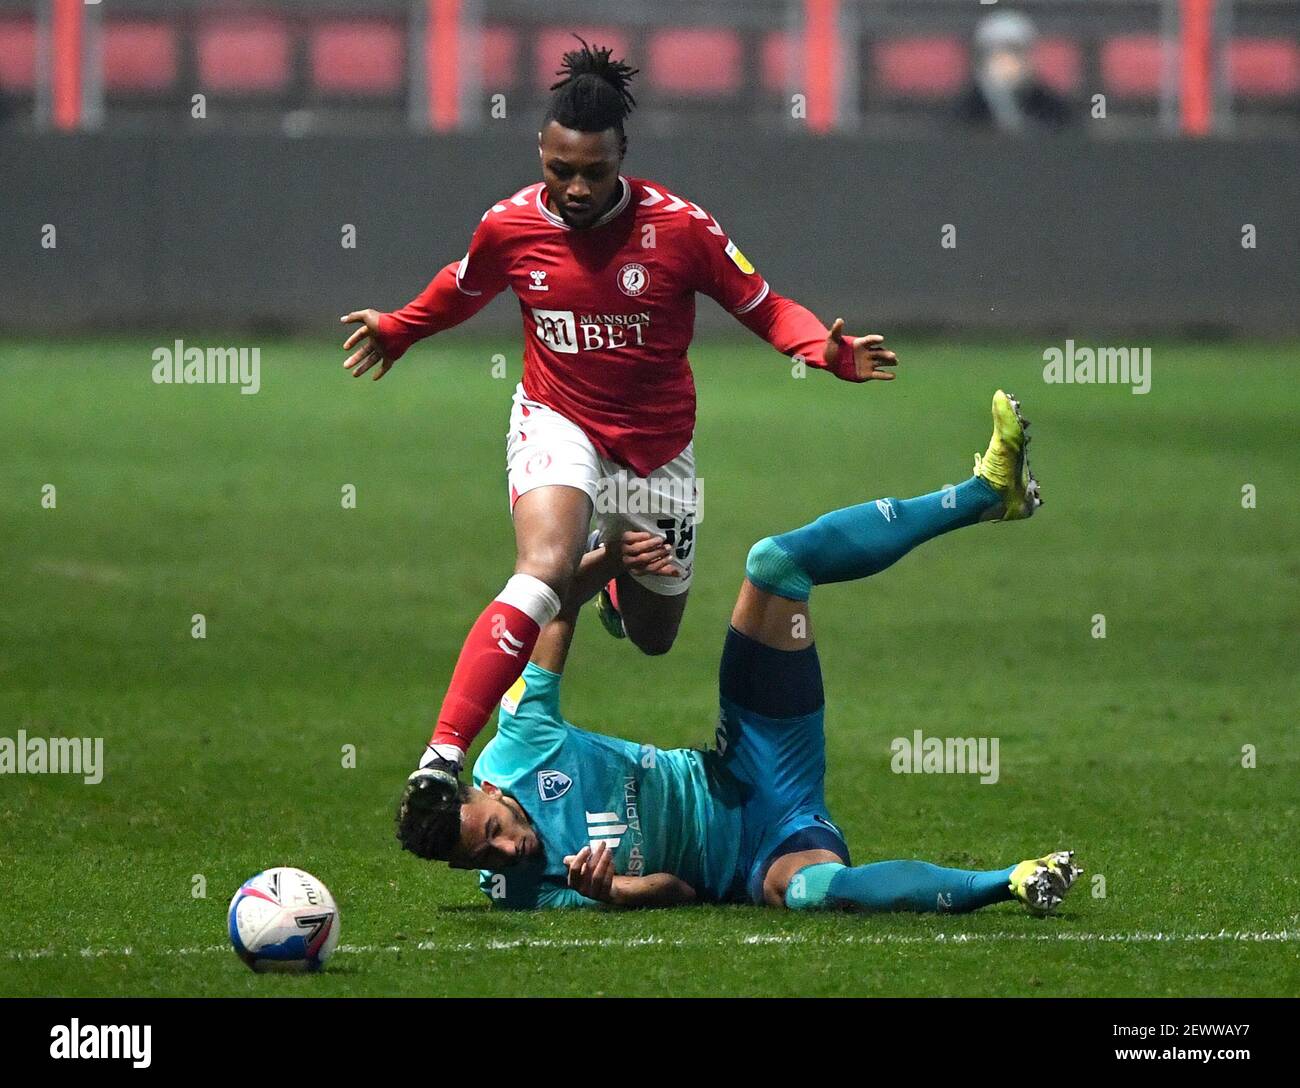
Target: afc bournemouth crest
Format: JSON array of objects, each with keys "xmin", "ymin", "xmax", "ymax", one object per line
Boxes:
[
  {"xmin": 538, "ymin": 769, "xmax": 573, "ymax": 801},
  {"xmin": 617, "ymin": 262, "xmax": 649, "ymax": 296}
]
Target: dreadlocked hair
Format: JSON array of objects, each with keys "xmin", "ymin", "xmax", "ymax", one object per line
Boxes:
[{"xmin": 543, "ymin": 35, "xmax": 638, "ymax": 148}]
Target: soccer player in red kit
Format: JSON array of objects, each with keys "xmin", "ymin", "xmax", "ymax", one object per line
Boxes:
[{"xmin": 338, "ymin": 40, "xmax": 898, "ymax": 812}]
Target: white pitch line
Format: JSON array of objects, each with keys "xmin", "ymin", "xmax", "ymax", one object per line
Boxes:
[{"xmin": 3, "ymin": 929, "xmax": 1295, "ymax": 962}]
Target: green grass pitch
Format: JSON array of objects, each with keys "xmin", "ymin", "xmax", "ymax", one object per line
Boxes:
[{"xmin": 1, "ymin": 334, "xmax": 1297, "ymax": 997}]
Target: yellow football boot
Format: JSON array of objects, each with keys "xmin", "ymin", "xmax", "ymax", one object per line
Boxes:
[
  {"xmin": 1009, "ymin": 850, "xmax": 1082, "ymax": 916},
  {"xmin": 973, "ymin": 390, "xmax": 1041, "ymax": 521}
]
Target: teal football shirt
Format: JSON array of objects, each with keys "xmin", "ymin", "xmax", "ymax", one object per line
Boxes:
[{"xmin": 473, "ymin": 662, "xmax": 744, "ymax": 908}]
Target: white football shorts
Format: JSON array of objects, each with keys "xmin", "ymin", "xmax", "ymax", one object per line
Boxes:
[{"xmin": 505, "ymin": 384, "xmax": 697, "ymax": 595}]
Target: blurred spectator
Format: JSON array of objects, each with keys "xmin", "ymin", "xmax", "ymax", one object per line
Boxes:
[{"xmin": 955, "ymin": 11, "xmax": 1072, "ymax": 133}]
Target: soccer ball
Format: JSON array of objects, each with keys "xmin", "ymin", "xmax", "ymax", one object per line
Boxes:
[{"xmin": 227, "ymin": 867, "xmax": 340, "ymax": 973}]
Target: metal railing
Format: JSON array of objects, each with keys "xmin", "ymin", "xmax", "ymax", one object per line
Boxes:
[{"xmin": 0, "ymin": 0, "xmax": 1294, "ymax": 137}]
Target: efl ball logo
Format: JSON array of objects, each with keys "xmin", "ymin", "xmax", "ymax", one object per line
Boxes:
[{"xmin": 617, "ymin": 263, "xmax": 649, "ymax": 297}]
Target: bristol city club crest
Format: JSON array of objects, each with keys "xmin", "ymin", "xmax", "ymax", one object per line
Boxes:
[
  {"xmin": 538, "ymin": 769, "xmax": 573, "ymax": 801},
  {"xmin": 617, "ymin": 262, "xmax": 649, "ymax": 296}
]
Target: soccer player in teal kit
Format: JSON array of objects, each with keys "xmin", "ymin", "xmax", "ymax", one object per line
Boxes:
[{"xmin": 397, "ymin": 392, "xmax": 1081, "ymax": 914}]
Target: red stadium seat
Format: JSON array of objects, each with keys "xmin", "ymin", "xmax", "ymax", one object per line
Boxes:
[
  {"xmin": 1228, "ymin": 38, "xmax": 1300, "ymax": 97},
  {"xmin": 0, "ymin": 16, "xmax": 36, "ymax": 91},
  {"xmin": 647, "ymin": 28, "xmax": 741, "ymax": 96},
  {"xmin": 197, "ymin": 15, "xmax": 292, "ymax": 93},
  {"xmin": 872, "ymin": 37, "xmax": 969, "ymax": 97},
  {"xmin": 480, "ymin": 25, "xmax": 519, "ymax": 88},
  {"xmin": 103, "ymin": 21, "xmax": 178, "ymax": 92},
  {"xmin": 1033, "ymin": 37, "xmax": 1082, "ymax": 94},
  {"xmin": 760, "ymin": 31, "xmax": 798, "ymax": 92},
  {"xmin": 1101, "ymin": 35, "xmax": 1165, "ymax": 98},
  {"xmin": 534, "ymin": 28, "xmax": 629, "ymax": 92},
  {"xmin": 310, "ymin": 20, "xmax": 403, "ymax": 95}
]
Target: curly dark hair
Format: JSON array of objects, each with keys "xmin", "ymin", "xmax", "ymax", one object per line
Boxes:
[
  {"xmin": 542, "ymin": 35, "xmax": 639, "ymax": 152},
  {"xmin": 396, "ymin": 780, "xmax": 474, "ymax": 861}
]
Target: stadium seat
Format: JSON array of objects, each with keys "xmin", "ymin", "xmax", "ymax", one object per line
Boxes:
[
  {"xmin": 1033, "ymin": 37, "xmax": 1083, "ymax": 94},
  {"xmin": 759, "ymin": 30, "xmax": 797, "ymax": 92},
  {"xmin": 1101, "ymin": 35, "xmax": 1165, "ymax": 98},
  {"xmin": 872, "ymin": 37, "xmax": 969, "ymax": 97},
  {"xmin": 103, "ymin": 21, "xmax": 179, "ymax": 93},
  {"xmin": 310, "ymin": 20, "xmax": 403, "ymax": 95},
  {"xmin": 197, "ymin": 15, "xmax": 292, "ymax": 93},
  {"xmin": 1228, "ymin": 38, "xmax": 1300, "ymax": 98},
  {"xmin": 0, "ymin": 16, "xmax": 36, "ymax": 91},
  {"xmin": 480, "ymin": 25, "xmax": 519, "ymax": 88},
  {"xmin": 647, "ymin": 28, "xmax": 742, "ymax": 96},
  {"xmin": 535, "ymin": 28, "xmax": 629, "ymax": 92}
]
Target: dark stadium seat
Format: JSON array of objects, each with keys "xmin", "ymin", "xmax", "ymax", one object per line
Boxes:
[
  {"xmin": 1101, "ymin": 34, "xmax": 1164, "ymax": 98},
  {"xmin": 310, "ymin": 20, "xmax": 403, "ymax": 95},
  {"xmin": 1033, "ymin": 37, "xmax": 1083, "ymax": 94},
  {"xmin": 647, "ymin": 28, "xmax": 742, "ymax": 96},
  {"xmin": 103, "ymin": 21, "xmax": 178, "ymax": 92},
  {"xmin": 197, "ymin": 15, "xmax": 292, "ymax": 93},
  {"xmin": 872, "ymin": 36, "xmax": 969, "ymax": 97},
  {"xmin": 1228, "ymin": 38, "xmax": 1300, "ymax": 97},
  {"xmin": 0, "ymin": 16, "xmax": 36, "ymax": 91},
  {"xmin": 481, "ymin": 25, "xmax": 520, "ymax": 88},
  {"xmin": 759, "ymin": 31, "xmax": 796, "ymax": 92},
  {"xmin": 535, "ymin": 28, "xmax": 629, "ymax": 92}
]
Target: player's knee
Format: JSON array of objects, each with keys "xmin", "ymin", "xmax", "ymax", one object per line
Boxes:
[
  {"xmin": 745, "ymin": 536, "xmax": 811, "ymax": 602},
  {"xmin": 515, "ymin": 544, "xmax": 580, "ymax": 598},
  {"xmin": 778, "ymin": 862, "xmax": 845, "ymax": 910},
  {"xmin": 626, "ymin": 627, "xmax": 677, "ymax": 656},
  {"xmin": 621, "ymin": 606, "xmax": 681, "ymax": 656}
]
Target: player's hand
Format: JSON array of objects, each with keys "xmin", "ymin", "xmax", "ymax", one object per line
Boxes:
[
  {"xmin": 340, "ymin": 309, "xmax": 396, "ymax": 381},
  {"xmin": 823, "ymin": 318, "xmax": 897, "ymax": 383},
  {"xmin": 611, "ymin": 531, "xmax": 682, "ymax": 579},
  {"xmin": 563, "ymin": 843, "xmax": 617, "ymax": 903}
]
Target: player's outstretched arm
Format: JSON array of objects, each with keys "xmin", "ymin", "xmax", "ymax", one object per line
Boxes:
[
  {"xmin": 563, "ymin": 843, "xmax": 697, "ymax": 909},
  {"xmin": 733, "ymin": 290, "xmax": 899, "ymax": 383},
  {"xmin": 340, "ymin": 209, "xmax": 509, "ymax": 380},
  {"xmin": 339, "ymin": 260, "xmax": 500, "ymax": 381},
  {"xmin": 687, "ymin": 209, "xmax": 897, "ymax": 382}
]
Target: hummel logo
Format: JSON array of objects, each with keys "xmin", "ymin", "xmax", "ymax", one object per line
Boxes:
[
  {"xmin": 936, "ymin": 892, "xmax": 953, "ymax": 912},
  {"xmin": 497, "ymin": 629, "xmax": 525, "ymax": 656},
  {"xmin": 585, "ymin": 810, "xmax": 628, "ymax": 849},
  {"xmin": 528, "ymin": 270, "xmax": 549, "ymax": 291}
]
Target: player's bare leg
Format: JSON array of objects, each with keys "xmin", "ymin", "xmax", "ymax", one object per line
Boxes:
[
  {"xmin": 762, "ymin": 849, "xmax": 846, "ymax": 907},
  {"xmin": 610, "ymin": 575, "xmax": 688, "ymax": 657},
  {"xmin": 511, "ymin": 485, "xmax": 592, "ymax": 598},
  {"xmin": 535, "ymin": 531, "xmax": 678, "ymax": 673},
  {"xmin": 729, "ymin": 579, "xmax": 810, "ymax": 651}
]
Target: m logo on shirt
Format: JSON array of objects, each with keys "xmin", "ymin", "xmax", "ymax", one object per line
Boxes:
[
  {"xmin": 531, "ymin": 309, "xmax": 578, "ymax": 354},
  {"xmin": 585, "ymin": 810, "xmax": 628, "ymax": 849},
  {"xmin": 538, "ymin": 769, "xmax": 572, "ymax": 801}
]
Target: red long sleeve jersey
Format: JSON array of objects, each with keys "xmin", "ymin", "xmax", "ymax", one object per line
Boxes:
[{"xmin": 377, "ymin": 175, "xmax": 849, "ymax": 476}]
